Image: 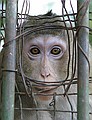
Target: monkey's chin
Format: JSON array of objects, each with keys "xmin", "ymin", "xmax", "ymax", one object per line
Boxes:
[
  {"xmin": 33, "ymin": 87, "xmax": 56, "ymax": 101},
  {"xmin": 37, "ymin": 95, "xmax": 53, "ymax": 102}
]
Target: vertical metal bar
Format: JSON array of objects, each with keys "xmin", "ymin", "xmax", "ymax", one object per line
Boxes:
[
  {"xmin": 1, "ymin": 0, "xmax": 17, "ymax": 120},
  {"xmin": 77, "ymin": 0, "xmax": 89, "ymax": 120}
]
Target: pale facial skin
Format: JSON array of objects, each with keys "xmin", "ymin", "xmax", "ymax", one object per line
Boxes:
[{"xmin": 23, "ymin": 34, "xmax": 68, "ymax": 101}]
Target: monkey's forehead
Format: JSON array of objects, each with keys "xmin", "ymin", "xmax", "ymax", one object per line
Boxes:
[{"xmin": 25, "ymin": 34, "xmax": 67, "ymax": 44}]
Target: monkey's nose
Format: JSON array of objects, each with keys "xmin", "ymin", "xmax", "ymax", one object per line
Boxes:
[
  {"xmin": 41, "ymin": 67, "xmax": 50, "ymax": 78},
  {"xmin": 41, "ymin": 72, "xmax": 50, "ymax": 78}
]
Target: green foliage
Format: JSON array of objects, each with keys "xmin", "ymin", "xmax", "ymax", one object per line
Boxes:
[{"xmin": 89, "ymin": 0, "xmax": 92, "ymax": 12}]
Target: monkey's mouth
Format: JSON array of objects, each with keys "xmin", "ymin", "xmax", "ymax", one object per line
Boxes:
[{"xmin": 33, "ymin": 86, "xmax": 56, "ymax": 94}]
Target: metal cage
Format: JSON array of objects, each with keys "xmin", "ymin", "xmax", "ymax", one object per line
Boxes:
[{"xmin": 0, "ymin": 0, "xmax": 92, "ymax": 120}]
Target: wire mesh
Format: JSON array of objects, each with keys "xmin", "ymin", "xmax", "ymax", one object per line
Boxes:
[{"xmin": 0, "ymin": 0, "xmax": 92, "ymax": 120}]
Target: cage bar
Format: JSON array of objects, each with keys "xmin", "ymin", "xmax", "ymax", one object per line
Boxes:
[
  {"xmin": 1, "ymin": 0, "xmax": 17, "ymax": 120},
  {"xmin": 77, "ymin": 0, "xmax": 89, "ymax": 120}
]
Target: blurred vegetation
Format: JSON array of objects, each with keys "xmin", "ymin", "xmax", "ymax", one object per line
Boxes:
[
  {"xmin": 0, "ymin": 0, "xmax": 5, "ymax": 2},
  {"xmin": 89, "ymin": 1, "xmax": 92, "ymax": 46}
]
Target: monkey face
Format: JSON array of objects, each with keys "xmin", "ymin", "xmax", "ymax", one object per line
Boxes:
[{"xmin": 23, "ymin": 35, "xmax": 68, "ymax": 101}]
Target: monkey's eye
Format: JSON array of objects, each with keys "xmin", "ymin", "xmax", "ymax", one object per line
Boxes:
[
  {"xmin": 29, "ymin": 46, "xmax": 41, "ymax": 55},
  {"xmin": 51, "ymin": 47, "xmax": 61, "ymax": 55}
]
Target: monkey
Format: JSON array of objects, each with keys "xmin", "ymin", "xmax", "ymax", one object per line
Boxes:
[{"xmin": 0, "ymin": 11, "xmax": 92, "ymax": 120}]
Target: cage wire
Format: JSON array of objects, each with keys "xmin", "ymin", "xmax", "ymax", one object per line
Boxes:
[{"xmin": 0, "ymin": 0, "xmax": 92, "ymax": 120}]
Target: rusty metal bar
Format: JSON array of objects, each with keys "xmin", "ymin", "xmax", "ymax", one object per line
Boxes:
[
  {"xmin": 1, "ymin": 0, "xmax": 17, "ymax": 120},
  {"xmin": 77, "ymin": 0, "xmax": 89, "ymax": 120}
]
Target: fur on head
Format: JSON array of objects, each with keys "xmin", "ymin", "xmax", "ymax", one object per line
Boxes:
[{"xmin": 22, "ymin": 10, "xmax": 66, "ymax": 39}]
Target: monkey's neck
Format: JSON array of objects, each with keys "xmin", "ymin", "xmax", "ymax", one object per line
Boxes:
[
  {"xmin": 34, "ymin": 86, "xmax": 64, "ymax": 108},
  {"xmin": 37, "ymin": 111, "xmax": 52, "ymax": 120}
]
